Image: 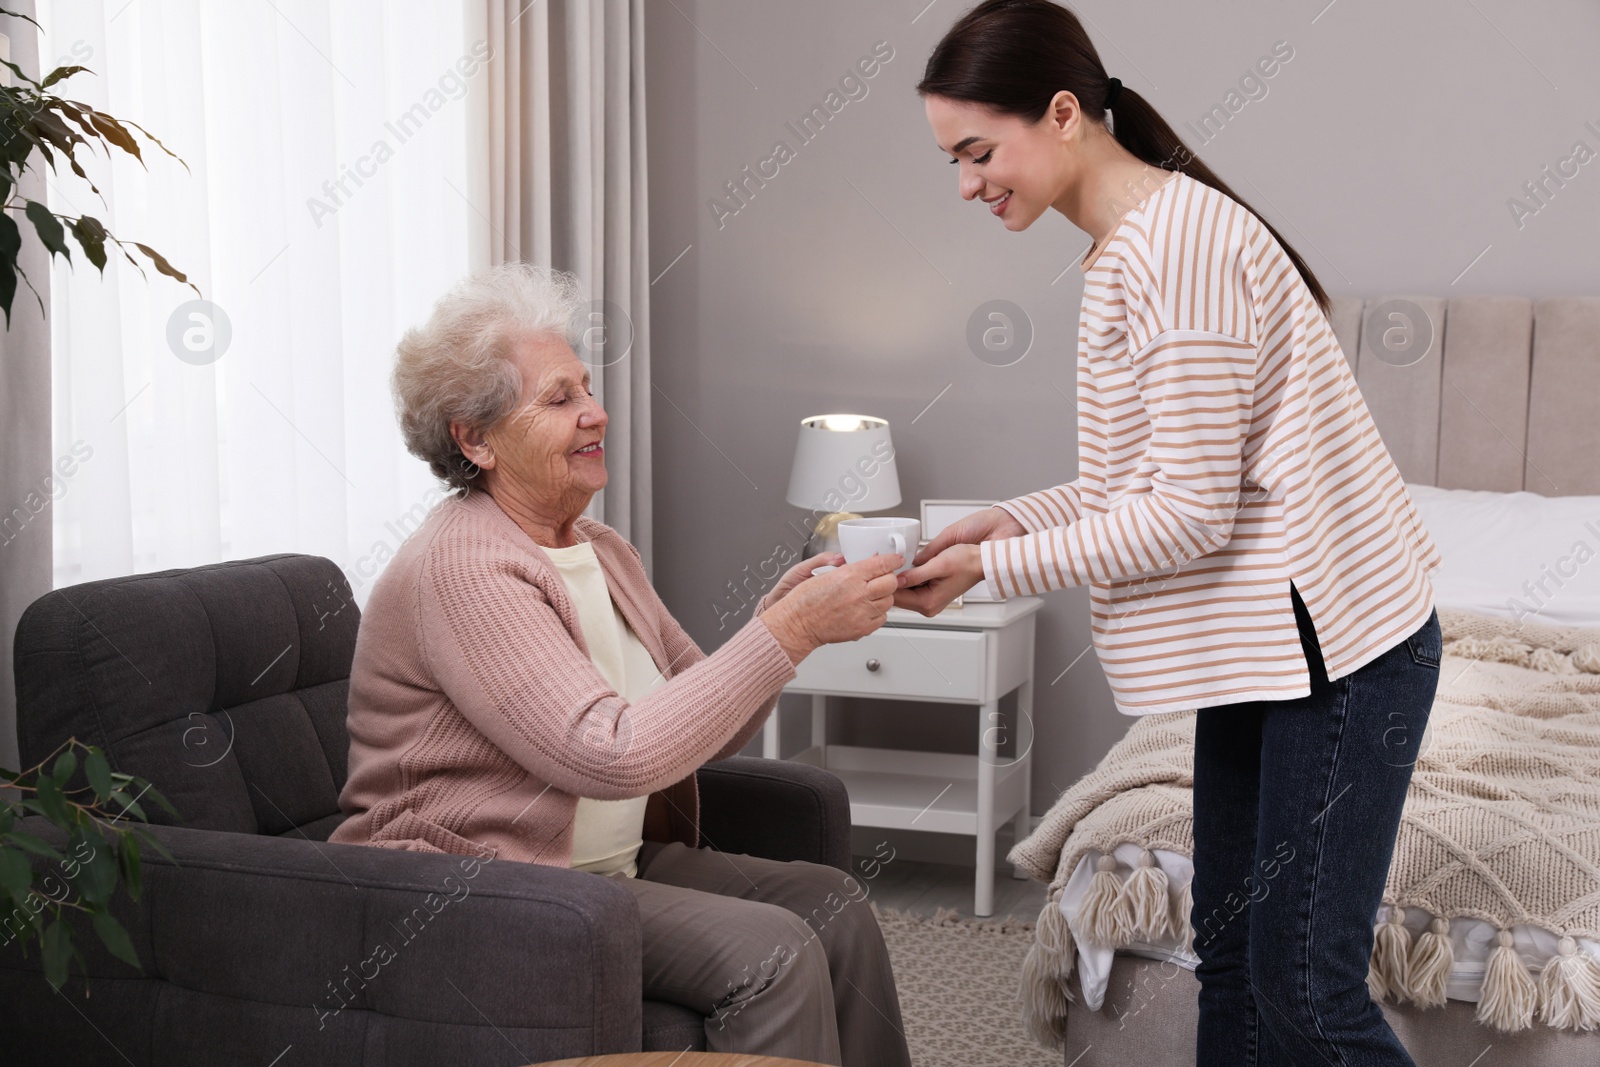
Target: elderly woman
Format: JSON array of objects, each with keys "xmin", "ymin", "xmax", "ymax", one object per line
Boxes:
[{"xmin": 330, "ymin": 263, "xmax": 912, "ymax": 1067}]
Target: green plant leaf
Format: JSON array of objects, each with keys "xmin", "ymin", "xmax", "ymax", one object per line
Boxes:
[
  {"xmin": 24, "ymin": 200, "xmax": 70, "ymax": 263},
  {"xmin": 0, "ymin": 207, "xmax": 20, "ymax": 258},
  {"xmin": 27, "ymin": 133, "xmax": 54, "ymax": 170},
  {"xmin": 16, "ymin": 903, "xmax": 45, "ymax": 945},
  {"xmin": 84, "ymin": 748, "xmax": 113, "ymax": 803},
  {"xmin": 128, "ymin": 827, "xmax": 173, "ymax": 865},
  {"xmin": 66, "ymin": 155, "xmax": 100, "ymax": 196},
  {"xmin": 142, "ymin": 783, "xmax": 179, "ymax": 820},
  {"xmin": 11, "ymin": 251, "xmax": 42, "ymax": 320},
  {"xmin": 108, "ymin": 790, "xmax": 147, "ymax": 824},
  {"xmin": 86, "ymin": 110, "xmax": 141, "ymax": 165},
  {"xmin": 56, "ymin": 101, "xmax": 102, "ymax": 144},
  {"xmin": 40, "ymin": 65, "xmax": 90, "ymax": 90},
  {"xmin": 50, "ymin": 749, "xmax": 78, "ymax": 789},
  {"xmin": 130, "ymin": 242, "xmax": 187, "ymax": 286},
  {"xmin": 119, "ymin": 116, "xmax": 187, "ymax": 172},
  {"xmin": 116, "ymin": 836, "xmax": 142, "ymax": 900},
  {"xmin": 5, "ymin": 830, "xmax": 64, "ymax": 863},
  {"xmin": 41, "ymin": 919, "xmax": 70, "ymax": 991},
  {"xmin": 0, "ymin": 112, "xmax": 36, "ymax": 169},
  {"xmin": 72, "ymin": 831, "xmax": 117, "ymax": 906},
  {"xmin": 0, "ymin": 209, "xmax": 19, "ymax": 326},
  {"xmin": 90, "ymin": 910, "xmax": 141, "ymax": 971},
  {"xmin": 0, "ymin": 56, "xmax": 41, "ymax": 90},
  {"xmin": 0, "ymin": 7, "xmax": 44, "ymax": 33},
  {"xmin": 2, "ymin": 129, "xmax": 48, "ymax": 174},
  {"xmin": 0, "ymin": 845, "xmax": 32, "ymax": 902},
  {"xmin": 29, "ymin": 108, "xmax": 81, "ymax": 158},
  {"xmin": 34, "ymin": 775, "xmax": 71, "ymax": 824}
]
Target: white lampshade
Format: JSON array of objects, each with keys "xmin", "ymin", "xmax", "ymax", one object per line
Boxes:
[{"xmin": 785, "ymin": 414, "xmax": 901, "ymax": 513}]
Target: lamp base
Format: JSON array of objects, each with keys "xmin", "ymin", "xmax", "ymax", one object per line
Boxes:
[{"xmin": 805, "ymin": 512, "xmax": 861, "ymax": 557}]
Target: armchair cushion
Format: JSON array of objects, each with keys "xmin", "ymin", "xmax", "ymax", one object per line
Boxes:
[{"xmin": 696, "ymin": 755, "xmax": 853, "ymax": 873}]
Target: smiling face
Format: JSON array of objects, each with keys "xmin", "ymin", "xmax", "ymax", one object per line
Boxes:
[
  {"xmin": 458, "ymin": 331, "xmax": 608, "ymax": 525},
  {"xmin": 924, "ymin": 91, "xmax": 1082, "ymax": 231}
]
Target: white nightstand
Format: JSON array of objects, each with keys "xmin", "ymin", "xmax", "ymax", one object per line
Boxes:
[{"xmin": 762, "ymin": 597, "xmax": 1044, "ymax": 917}]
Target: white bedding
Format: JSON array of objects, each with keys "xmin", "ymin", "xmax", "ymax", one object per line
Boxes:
[{"xmin": 1406, "ymin": 483, "xmax": 1600, "ymax": 626}]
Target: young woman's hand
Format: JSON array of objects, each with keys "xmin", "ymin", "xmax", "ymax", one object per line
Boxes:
[
  {"xmin": 893, "ymin": 543, "xmax": 985, "ymax": 617},
  {"xmin": 761, "ymin": 554, "xmax": 902, "ymax": 664},
  {"xmin": 912, "ymin": 506, "xmax": 1025, "ymax": 567},
  {"xmin": 759, "ymin": 552, "xmax": 845, "ymax": 612}
]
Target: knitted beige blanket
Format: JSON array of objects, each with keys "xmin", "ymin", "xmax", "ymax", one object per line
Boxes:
[{"xmin": 1010, "ymin": 607, "xmax": 1600, "ymax": 1046}]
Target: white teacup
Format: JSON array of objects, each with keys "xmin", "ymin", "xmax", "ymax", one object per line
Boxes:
[{"xmin": 837, "ymin": 517, "xmax": 921, "ymax": 575}]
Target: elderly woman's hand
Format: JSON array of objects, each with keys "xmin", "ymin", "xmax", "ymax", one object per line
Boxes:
[
  {"xmin": 760, "ymin": 552, "xmax": 846, "ymax": 612},
  {"xmin": 761, "ymin": 554, "xmax": 902, "ymax": 665}
]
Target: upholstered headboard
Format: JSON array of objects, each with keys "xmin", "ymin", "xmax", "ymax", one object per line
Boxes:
[{"xmin": 1327, "ymin": 296, "xmax": 1600, "ymax": 496}]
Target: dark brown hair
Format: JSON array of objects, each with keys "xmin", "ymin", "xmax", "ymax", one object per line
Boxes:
[{"xmin": 918, "ymin": 0, "xmax": 1330, "ymax": 316}]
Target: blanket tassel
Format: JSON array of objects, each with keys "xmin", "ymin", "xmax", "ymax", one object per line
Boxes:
[
  {"xmin": 1071, "ymin": 854, "xmax": 1133, "ymax": 946},
  {"xmin": 1536, "ymin": 937, "xmax": 1600, "ymax": 1031},
  {"xmin": 1120, "ymin": 849, "xmax": 1172, "ymax": 940},
  {"xmin": 1035, "ymin": 883, "xmax": 1075, "ymax": 967},
  {"xmin": 1477, "ymin": 929, "xmax": 1537, "ymax": 1032},
  {"xmin": 1173, "ymin": 878, "xmax": 1194, "ymax": 952},
  {"xmin": 1407, "ymin": 916, "xmax": 1453, "ymax": 1010},
  {"xmin": 1018, "ymin": 889, "xmax": 1074, "ymax": 1050},
  {"xmin": 1369, "ymin": 907, "xmax": 1413, "ymax": 1003}
]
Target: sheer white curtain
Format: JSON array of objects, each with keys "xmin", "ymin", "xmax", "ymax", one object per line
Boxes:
[{"xmin": 44, "ymin": 0, "xmax": 479, "ymax": 604}]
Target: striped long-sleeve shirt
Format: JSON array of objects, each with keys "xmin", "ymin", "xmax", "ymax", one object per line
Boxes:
[{"xmin": 980, "ymin": 169, "xmax": 1442, "ymax": 716}]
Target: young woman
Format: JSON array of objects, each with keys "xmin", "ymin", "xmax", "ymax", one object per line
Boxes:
[{"xmin": 896, "ymin": 3, "xmax": 1443, "ymax": 1065}]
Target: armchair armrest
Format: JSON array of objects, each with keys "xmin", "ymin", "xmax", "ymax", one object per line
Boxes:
[
  {"xmin": 696, "ymin": 756, "xmax": 852, "ymax": 872},
  {"xmin": 0, "ymin": 818, "xmax": 643, "ymax": 1065}
]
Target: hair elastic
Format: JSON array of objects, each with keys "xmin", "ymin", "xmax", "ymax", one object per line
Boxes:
[{"xmin": 1104, "ymin": 77, "xmax": 1122, "ymax": 108}]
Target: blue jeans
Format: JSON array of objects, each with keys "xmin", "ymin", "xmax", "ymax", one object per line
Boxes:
[{"xmin": 1190, "ymin": 582, "xmax": 1440, "ymax": 1066}]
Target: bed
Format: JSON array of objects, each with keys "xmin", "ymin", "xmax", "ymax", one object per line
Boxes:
[{"xmin": 1010, "ymin": 294, "xmax": 1600, "ymax": 1067}]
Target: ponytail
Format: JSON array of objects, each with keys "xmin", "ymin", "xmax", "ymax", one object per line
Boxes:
[{"xmin": 918, "ymin": 0, "xmax": 1331, "ymax": 316}]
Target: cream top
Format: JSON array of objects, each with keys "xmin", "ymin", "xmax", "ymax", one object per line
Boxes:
[{"xmin": 542, "ymin": 539, "xmax": 667, "ymax": 877}]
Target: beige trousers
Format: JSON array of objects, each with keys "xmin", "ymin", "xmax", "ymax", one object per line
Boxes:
[{"xmin": 610, "ymin": 839, "xmax": 913, "ymax": 1067}]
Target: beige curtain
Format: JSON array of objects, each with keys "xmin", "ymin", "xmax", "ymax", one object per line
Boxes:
[{"xmin": 470, "ymin": 0, "xmax": 653, "ymax": 572}]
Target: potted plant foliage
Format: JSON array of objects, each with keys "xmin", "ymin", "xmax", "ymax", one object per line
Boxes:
[{"xmin": 1, "ymin": 4, "xmax": 190, "ymax": 991}]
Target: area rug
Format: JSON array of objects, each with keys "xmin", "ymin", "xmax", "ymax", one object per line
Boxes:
[{"xmin": 869, "ymin": 902, "xmax": 1059, "ymax": 1067}]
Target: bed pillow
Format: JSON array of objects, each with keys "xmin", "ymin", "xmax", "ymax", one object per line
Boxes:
[{"xmin": 1406, "ymin": 483, "xmax": 1600, "ymax": 627}]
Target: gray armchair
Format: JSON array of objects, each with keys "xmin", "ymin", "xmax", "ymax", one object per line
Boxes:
[{"xmin": 3, "ymin": 553, "xmax": 851, "ymax": 1066}]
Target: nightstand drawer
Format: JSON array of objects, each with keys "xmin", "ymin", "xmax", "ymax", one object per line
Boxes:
[{"xmin": 790, "ymin": 626, "xmax": 984, "ymax": 701}]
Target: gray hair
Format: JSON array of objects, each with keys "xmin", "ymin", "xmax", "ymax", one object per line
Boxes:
[{"xmin": 393, "ymin": 263, "xmax": 588, "ymax": 491}]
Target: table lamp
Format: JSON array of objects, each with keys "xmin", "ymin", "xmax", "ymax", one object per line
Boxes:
[{"xmin": 785, "ymin": 414, "xmax": 902, "ymax": 556}]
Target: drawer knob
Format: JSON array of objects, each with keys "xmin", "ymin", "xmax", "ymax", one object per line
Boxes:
[{"xmin": 865, "ymin": 658, "xmax": 881, "ymax": 672}]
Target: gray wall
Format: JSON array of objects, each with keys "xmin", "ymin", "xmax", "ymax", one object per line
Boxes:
[{"xmin": 644, "ymin": 0, "xmax": 1600, "ymax": 839}]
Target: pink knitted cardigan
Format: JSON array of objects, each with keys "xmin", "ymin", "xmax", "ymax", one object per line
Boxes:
[{"xmin": 328, "ymin": 489, "xmax": 796, "ymax": 865}]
